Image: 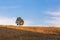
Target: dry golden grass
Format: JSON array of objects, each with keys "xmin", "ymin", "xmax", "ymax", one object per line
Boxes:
[
  {"xmin": 4, "ymin": 25, "xmax": 60, "ymax": 34},
  {"xmin": 0, "ymin": 25, "xmax": 60, "ymax": 40}
]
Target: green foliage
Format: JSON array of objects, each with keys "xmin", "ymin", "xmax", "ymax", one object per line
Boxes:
[{"xmin": 16, "ymin": 17, "xmax": 24, "ymax": 25}]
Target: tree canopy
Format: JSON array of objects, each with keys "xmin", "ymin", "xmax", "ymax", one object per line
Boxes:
[{"xmin": 16, "ymin": 17, "xmax": 24, "ymax": 25}]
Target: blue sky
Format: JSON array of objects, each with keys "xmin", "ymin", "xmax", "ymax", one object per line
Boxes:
[{"xmin": 0, "ymin": 0, "xmax": 60, "ymax": 26}]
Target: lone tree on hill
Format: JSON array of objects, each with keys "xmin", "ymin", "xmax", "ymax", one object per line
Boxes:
[{"xmin": 16, "ymin": 17, "xmax": 24, "ymax": 25}]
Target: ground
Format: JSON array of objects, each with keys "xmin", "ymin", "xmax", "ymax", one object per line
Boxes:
[{"xmin": 0, "ymin": 25, "xmax": 60, "ymax": 40}]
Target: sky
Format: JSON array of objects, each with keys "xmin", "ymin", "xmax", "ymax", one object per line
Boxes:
[{"xmin": 0, "ymin": 0, "xmax": 60, "ymax": 26}]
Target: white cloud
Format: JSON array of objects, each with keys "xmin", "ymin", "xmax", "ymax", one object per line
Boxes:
[
  {"xmin": 0, "ymin": 16, "xmax": 34, "ymax": 26},
  {"xmin": 0, "ymin": 16, "xmax": 16, "ymax": 25},
  {"xmin": 45, "ymin": 19, "xmax": 60, "ymax": 26},
  {"xmin": 45, "ymin": 11, "xmax": 60, "ymax": 26},
  {"xmin": 47, "ymin": 11, "xmax": 60, "ymax": 16},
  {"xmin": 24, "ymin": 20, "xmax": 34, "ymax": 26}
]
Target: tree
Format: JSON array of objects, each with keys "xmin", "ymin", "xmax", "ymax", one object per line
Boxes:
[{"xmin": 16, "ymin": 17, "xmax": 24, "ymax": 25}]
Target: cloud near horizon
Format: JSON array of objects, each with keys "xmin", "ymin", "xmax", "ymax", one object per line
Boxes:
[
  {"xmin": 0, "ymin": 16, "xmax": 34, "ymax": 26},
  {"xmin": 44, "ymin": 10, "xmax": 60, "ymax": 26}
]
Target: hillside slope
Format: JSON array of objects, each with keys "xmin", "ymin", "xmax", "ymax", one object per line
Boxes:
[
  {"xmin": 0, "ymin": 25, "xmax": 60, "ymax": 40},
  {"xmin": 5, "ymin": 25, "xmax": 60, "ymax": 34}
]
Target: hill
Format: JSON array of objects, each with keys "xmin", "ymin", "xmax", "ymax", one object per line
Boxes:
[{"xmin": 0, "ymin": 25, "xmax": 60, "ymax": 40}]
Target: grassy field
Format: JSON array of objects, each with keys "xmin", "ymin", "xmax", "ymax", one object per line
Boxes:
[{"xmin": 0, "ymin": 25, "xmax": 60, "ymax": 40}]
